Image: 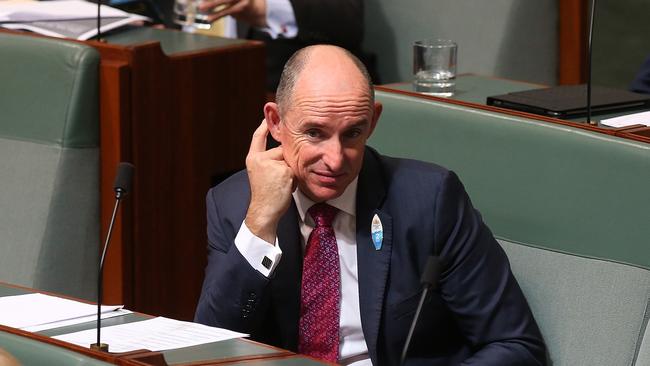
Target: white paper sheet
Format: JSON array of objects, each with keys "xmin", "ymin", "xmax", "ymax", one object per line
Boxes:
[
  {"xmin": 0, "ymin": 0, "xmax": 149, "ymax": 40},
  {"xmin": 601, "ymin": 111, "xmax": 650, "ymax": 128},
  {"xmin": 22, "ymin": 308, "xmax": 132, "ymax": 332},
  {"xmin": 53, "ymin": 317, "xmax": 248, "ymax": 352},
  {"xmin": 0, "ymin": 293, "xmax": 122, "ymax": 329},
  {"xmin": 0, "ymin": 0, "xmax": 139, "ymax": 23}
]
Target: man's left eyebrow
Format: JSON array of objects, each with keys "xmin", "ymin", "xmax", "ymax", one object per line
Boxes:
[{"xmin": 348, "ymin": 120, "xmax": 369, "ymax": 129}]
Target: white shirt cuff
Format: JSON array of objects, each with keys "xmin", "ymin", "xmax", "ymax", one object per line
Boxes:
[
  {"xmin": 234, "ymin": 221, "xmax": 283, "ymax": 277},
  {"xmin": 260, "ymin": 0, "xmax": 298, "ymax": 39}
]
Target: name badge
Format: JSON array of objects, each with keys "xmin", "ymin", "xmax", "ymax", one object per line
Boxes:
[{"xmin": 371, "ymin": 214, "xmax": 383, "ymax": 251}]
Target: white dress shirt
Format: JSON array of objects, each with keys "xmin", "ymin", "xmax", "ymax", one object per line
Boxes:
[{"xmin": 234, "ymin": 178, "xmax": 372, "ymax": 365}]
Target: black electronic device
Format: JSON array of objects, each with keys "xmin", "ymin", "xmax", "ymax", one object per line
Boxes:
[
  {"xmin": 487, "ymin": 85, "xmax": 650, "ymax": 119},
  {"xmin": 487, "ymin": 0, "xmax": 650, "ymax": 122}
]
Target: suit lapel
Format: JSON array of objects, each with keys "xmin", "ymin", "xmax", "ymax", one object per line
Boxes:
[
  {"xmin": 356, "ymin": 149, "xmax": 392, "ymax": 364},
  {"xmin": 272, "ymin": 201, "xmax": 302, "ymax": 350}
]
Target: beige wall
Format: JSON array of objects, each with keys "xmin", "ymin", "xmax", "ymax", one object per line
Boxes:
[{"xmin": 363, "ymin": 0, "xmax": 558, "ymax": 85}]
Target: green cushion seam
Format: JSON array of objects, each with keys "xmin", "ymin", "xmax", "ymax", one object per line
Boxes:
[
  {"xmin": 61, "ymin": 48, "xmax": 83, "ymax": 148},
  {"xmin": 33, "ymin": 153, "xmax": 63, "ymax": 287},
  {"xmin": 0, "ymin": 134, "xmax": 98, "ymax": 148},
  {"xmin": 495, "ymin": 235, "xmax": 650, "ymax": 271}
]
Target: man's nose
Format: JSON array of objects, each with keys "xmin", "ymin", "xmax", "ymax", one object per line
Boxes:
[{"xmin": 322, "ymin": 139, "xmax": 344, "ymax": 171}]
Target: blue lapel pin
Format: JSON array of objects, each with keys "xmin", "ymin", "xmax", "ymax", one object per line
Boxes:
[{"xmin": 371, "ymin": 214, "xmax": 383, "ymax": 251}]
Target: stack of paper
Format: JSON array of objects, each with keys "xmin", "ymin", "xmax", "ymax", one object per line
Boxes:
[
  {"xmin": 0, "ymin": 293, "xmax": 129, "ymax": 331},
  {"xmin": 601, "ymin": 111, "xmax": 650, "ymax": 128},
  {"xmin": 53, "ymin": 317, "xmax": 248, "ymax": 352},
  {"xmin": 1, "ymin": 292, "xmax": 247, "ymax": 352},
  {"xmin": 0, "ymin": 0, "xmax": 149, "ymax": 40}
]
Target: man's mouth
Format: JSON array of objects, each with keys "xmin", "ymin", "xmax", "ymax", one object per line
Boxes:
[{"xmin": 313, "ymin": 171, "xmax": 345, "ymax": 185}]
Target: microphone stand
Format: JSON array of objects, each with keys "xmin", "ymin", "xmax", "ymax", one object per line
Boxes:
[
  {"xmin": 90, "ymin": 190, "xmax": 123, "ymax": 352},
  {"xmin": 96, "ymin": 0, "xmax": 105, "ymax": 42},
  {"xmin": 586, "ymin": 0, "xmax": 597, "ymax": 125},
  {"xmin": 91, "ymin": 162, "xmax": 133, "ymax": 352},
  {"xmin": 400, "ymin": 256, "xmax": 441, "ymax": 366}
]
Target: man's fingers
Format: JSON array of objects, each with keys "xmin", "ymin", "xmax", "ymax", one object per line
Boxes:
[
  {"xmin": 207, "ymin": 4, "xmax": 242, "ymax": 22},
  {"xmin": 262, "ymin": 146, "xmax": 285, "ymax": 161},
  {"xmin": 198, "ymin": 0, "xmax": 232, "ymax": 12},
  {"xmin": 248, "ymin": 120, "xmax": 269, "ymax": 155}
]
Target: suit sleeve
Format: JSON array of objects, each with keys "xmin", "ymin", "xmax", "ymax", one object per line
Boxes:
[
  {"xmin": 194, "ymin": 187, "xmax": 271, "ymax": 333},
  {"xmin": 288, "ymin": 0, "xmax": 363, "ymax": 48},
  {"xmin": 434, "ymin": 171, "xmax": 547, "ymax": 365}
]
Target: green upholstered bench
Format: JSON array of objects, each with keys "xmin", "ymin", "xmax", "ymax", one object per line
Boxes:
[
  {"xmin": 0, "ymin": 331, "xmax": 112, "ymax": 366},
  {"xmin": 0, "ymin": 32, "xmax": 100, "ymax": 300},
  {"xmin": 369, "ymin": 90, "xmax": 650, "ymax": 365}
]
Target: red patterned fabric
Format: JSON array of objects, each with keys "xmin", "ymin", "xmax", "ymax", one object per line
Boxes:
[{"xmin": 299, "ymin": 203, "xmax": 341, "ymax": 362}]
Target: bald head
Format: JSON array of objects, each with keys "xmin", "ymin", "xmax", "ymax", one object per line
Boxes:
[{"xmin": 275, "ymin": 45, "xmax": 374, "ymax": 116}]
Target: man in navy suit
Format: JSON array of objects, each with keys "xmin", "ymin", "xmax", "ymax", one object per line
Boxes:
[{"xmin": 195, "ymin": 45, "xmax": 546, "ymax": 365}]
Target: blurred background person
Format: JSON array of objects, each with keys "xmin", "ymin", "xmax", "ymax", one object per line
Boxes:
[{"xmin": 158, "ymin": 0, "xmax": 378, "ymax": 92}]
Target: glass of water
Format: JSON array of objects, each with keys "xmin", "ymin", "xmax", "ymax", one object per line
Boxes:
[
  {"xmin": 174, "ymin": 0, "xmax": 212, "ymax": 30},
  {"xmin": 413, "ymin": 39, "xmax": 457, "ymax": 97}
]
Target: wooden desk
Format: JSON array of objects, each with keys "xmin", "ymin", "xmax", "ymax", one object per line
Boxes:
[
  {"xmin": 378, "ymin": 74, "xmax": 650, "ymax": 143},
  {"xmin": 0, "ymin": 283, "xmax": 334, "ymax": 366},
  {"xmin": 86, "ymin": 27, "xmax": 266, "ymax": 320}
]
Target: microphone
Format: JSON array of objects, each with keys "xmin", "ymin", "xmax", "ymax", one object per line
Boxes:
[
  {"xmin": 91, "ymin": 162, "xmax": 134, "ymax": 352},
  {"xmin": 586, "ymin": 0, "xmax": 597, "ymax": 125},
  {"xmin": 97, "ymin": 0, "xmax": 102, "ymax": 41},
  {"xmin": 400, "ymin": 256, "xmax": 441, "ymax": 366}
]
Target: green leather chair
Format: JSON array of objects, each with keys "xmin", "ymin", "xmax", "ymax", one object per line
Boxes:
[
  {"xmin": 369, "ymin": 90, "xmax": 650, "ymax": 365},
  {"xmin": 0, "ymin": 32, "xmax": 100, "ymax": 300}
]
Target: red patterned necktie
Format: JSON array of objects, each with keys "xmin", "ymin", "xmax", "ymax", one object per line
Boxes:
[{"xmin": 299, "ymin": 203, "xmax": 341, "ymax": 362}]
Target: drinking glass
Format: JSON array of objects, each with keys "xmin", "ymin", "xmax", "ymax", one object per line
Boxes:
[
  {"xmin": 174, "ymin": 0, "xmax": 212, "ymax": 30},
  {"xmin": 413, "ymin": 39, "xmax": 457, "ymax": 97}
]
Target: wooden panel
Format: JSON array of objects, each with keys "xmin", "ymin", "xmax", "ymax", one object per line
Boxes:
[
  {"xmin": 89, "ymin": 37, "xmax": 265, "ymax": 320},
  {"xmin": 559, "ymin": 0, "xmax": 588, "ymax": 84},
  {"xmin": 99, "ymin": 59, "xmax": 133, "ymax": 306},
  {"xmin": 617, "ymin": 127, "xmax": 650, "ymax": 143}
]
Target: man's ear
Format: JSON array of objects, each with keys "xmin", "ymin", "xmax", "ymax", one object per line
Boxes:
[
  {"xmin": 264, "ymin": 102, "xmax": 282, "ymax": 142},
  {"xmin": 367, "ymin": 102, "xmax": 383, "ymax": 138}
]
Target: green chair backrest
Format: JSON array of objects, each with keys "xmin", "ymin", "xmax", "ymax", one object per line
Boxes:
[
  {"xmin": 500, "ymin": 239, "xmax": 650, "ymax": 366},
  {"xmin": 369, "ymin": 90, "xmax": 650, "ymax": 269},
  {"xmin": 0, "ymin": 32, "xmax": 100, "ymax": 300},
  {"xmin": 369, "ymin": 90, "xmax": 650, "ymax": 365}
]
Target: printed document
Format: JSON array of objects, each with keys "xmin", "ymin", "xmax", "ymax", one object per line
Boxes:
[
  {"xmin": 53, "ymin": 317, "xmax": 248, "ymax": 352},
  {"xmin": 0, "ymin": 293, "xmax": 123, "ymax": 329}
]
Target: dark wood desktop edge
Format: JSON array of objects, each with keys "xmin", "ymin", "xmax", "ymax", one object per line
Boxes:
[
  {"xmin": 121, "ymin": 340, "xmax": 293, "ymax": 366},
  {"xmin": 214, "ymin": 353, "xmax": 339, "ymax": 366},
  {"xmin": 380, "ymin": 73, "xmax": 549, "ymax": 90},
  {"xmin": 375, "ymin": 82, "xmax": 649, "ymax": 143},
  {"xmin": 83, "ymin": 35, "xmax": 265, "ymax": 62},
  {"xmin": 123, "ymin": 340, "xmax": 295, "ymax": 366},
  {"xmin": 617, "ymin": 126, "xmax": 650, "ymax": 143}
]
